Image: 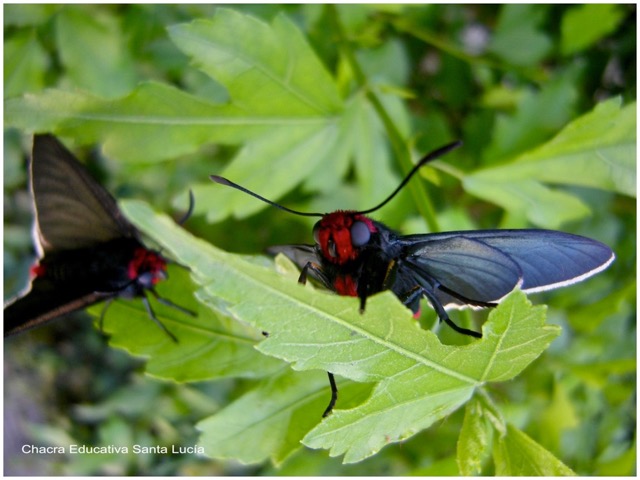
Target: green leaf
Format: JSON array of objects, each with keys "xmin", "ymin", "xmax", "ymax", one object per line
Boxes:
[
  {"xmin": 168, "ymin": 9, "xmax": 346, "ymax": 220},
  {"xmin": 537, "ymin": 380, "xmax": 578, "ymax": 453},
  {"xmin": 203, "ymin": 121, "xmax": 341, "ymax": 221},
  {"xmin": 121, "ymin": 199, "xmax": 560, "ymax": 464},
  {"xmin": 4, "ymin": 82, "xmax": 264, "ymax": 162},
  {"xmin": 493, "ymin": 423, "xmax": 576, "ymax": 475},
  {"xmin": 303, "ymin": 292, "xmax": 558, "ymax": 463},
  {"xmin": 197, "ymin": 369, "xmax": 373, "ymax": 466},
  {"xmin": 4, "ymin": 4, "xmax": 58, "ymax": 27},
  {"xmin": 483, "ymin": 67, "xmax": 580, "ymax": 162},
  {"xmin": 303, "ymin": 92, "xmax": 399, "ymax": 211},
  {"xmin": 5, "ymin": 8, "xmax": 348, "ymax": 221},
  {"xmin": 198, "ymin": 369, "xmax": 326, "ymax": 465},
  {"xmin": 168, "ymin": 10, "xmax": 342, "ymax": 116},
  {"xmin": 457, "ymin": 396, "xmax": 493, "ymax": 475},
  {"xmin": 89, "ymin": 261, "xmax": 283, "ymax": 383},
  {"xmin": 55, "ymin": 8, "xmax": 138, "ymax": 97},
  {"xmin": 5, "ymin": 9, "xmax": 343, "ymax": 161},
  {"xmin": 561, "ymin": 5, "xmax": 626, "ymax": 56},
  {"xmin": 567, "ymin": 281, "xmax": 636, "ymax": 334},
  {"xmin": 596, "ymin": 438, "xmax": 637, "ymax": 476},
  {"xmin": 464, "ymin": 98, "xmax": 636, "ymax": 227},
  {"xmin": 488, "ymin": 5, "xmax": 552, "ymax": 67},
  {"xmin": 4, "ymin": 29, "xmax": 48, "ymax": 99}
]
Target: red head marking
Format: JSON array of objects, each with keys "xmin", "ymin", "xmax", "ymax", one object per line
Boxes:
[
  {"xmin": 314, "ymin": 211, "xmax": 376, "ymax": 265},
  {"xmin": 128, "ymin": 248, "xmax": 167, "ymax": 285},
  {"xmin": 30, "ymin": 263, "xmax": 46, "ymax": 278}
]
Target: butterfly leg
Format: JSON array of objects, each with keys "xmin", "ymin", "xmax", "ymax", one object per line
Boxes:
[
  {"xmin": 141, "ymin": 294, "xmax": 179, "ymax": 342},
  {"xmin": 420, "ymin": 287, "xmax": 482, "ymax": 339},
  {"xmin": 298, "ymin": 261, "xmax": 331, "ymax": 288},
  {"xmin": 323, "ymin": 372, "xmax": 338, "ymax": 417},
  {"xmin": 397, "ymin": 285, "xmax": 423, "ymax": 315},
  {"xmin": 148, "ymin": 288, "xmax": 196, "ymax": 317},
  {"xmin": 98, "ymin": 298, "xmax": 114, "ymax": 334},
  {"xmin": 299, "ymin": 262, "xmax": 339, "ymax": 416}
]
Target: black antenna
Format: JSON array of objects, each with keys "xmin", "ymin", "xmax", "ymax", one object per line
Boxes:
[
  {"xmin": 177, "ymin": 189, "xmax": 195, "ymax": 225},
  {"xmin": 210, "ymin": 140, "xmax": 462, "ymax": 217},
  {"xmin": 354, "ymin": 140, "xmax": 462, "ymax": 215},
  {"xmin": 210, "ymin": 175, "xmax": 323, "ymax": 217}
]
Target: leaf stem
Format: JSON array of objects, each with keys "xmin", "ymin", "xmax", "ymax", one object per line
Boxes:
[
  {"xmin": 477, "ymin": 388, "xmax": 507, "ymax": 436},
  {"xmin": 327, "ymin": 5, "xmax": 440, "ymax": 232}
]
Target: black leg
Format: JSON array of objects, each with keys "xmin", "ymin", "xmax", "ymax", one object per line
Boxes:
[
  {"xmin": 322, "ymin": 372, "xmax": 338, "ymax": 417},
  {"xmin": 148, "ymin": 289, "xmax": 196, "ymax": 317},
  {"xmin": 420, "ymin": 287, "xmax": 482, "ymax": 339},
  {"xmin": 142, "ymin": 294, "xmax": 179, "ymax": 342},
  {"xmin": 358, "ymin": 295, "xmax": 367, "ymax": 313},
  {"xmin": 397, "ymin": 285, "xmax": 423, "ymax": 315},
  {"xmin": 299, "ymin": 261, "xmax": 332, "ymax": 289},
  {"xmin": 443, "ymin": 316, "xmax": 482, "ymax": 338},
  {"xmin": 98, "ymin": 298, "xmax": 114, "ymax": 334},
  {"xmin": 297, "ymin": 262, "xmax": 341, "ymax": 417}
]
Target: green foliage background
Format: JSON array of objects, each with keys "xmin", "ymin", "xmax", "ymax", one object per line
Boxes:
[{"xmin": 3, "ymin": 4, "xmax": 635, "ymax": 475}]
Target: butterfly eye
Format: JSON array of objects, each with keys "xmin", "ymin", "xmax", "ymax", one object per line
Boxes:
[
  {"xmin": 313, "ymin": 221, "xmax": 321, "ymax": 244},
  {"xmin": 350, "ymin": 221, "xmax": 371, "ymax": 247},
  {"xmin": 137, "ymin": 272, "xmax": 156, "ymax": 288}
]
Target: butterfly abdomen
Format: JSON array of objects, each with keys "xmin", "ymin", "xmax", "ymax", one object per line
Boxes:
[{"xmin": 35, "ymin": 238, "xmax": 145, "ymax": 293}]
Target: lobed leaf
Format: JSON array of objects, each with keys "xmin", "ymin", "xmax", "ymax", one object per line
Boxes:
[
  {"xmin": 561, "ymin": 4, "xmax": 626, "ymax": 56},
  {"xmin": 4, "ymin": 29, "xmax": 47, "ymax": 99},
  {"xmin": 121, "ymin": 200, "xmax": 561, "ymax": 464},
  {"xmin": 457, "ymin": 396, "xmax": 493, "ymax": 475},
  {"xmin": 168, "ymin": 9, "xmax": 342, "ymax": 116},
  {"xmin": 91, "ymin": 253, "xmax": 283, "ymax": 383},
  {"xmin": 5, "ymin": 8, "xmax": 349, "ymax": 221},
  {"xmin": 5, "ymin": 9, "xmax": 342, "ymax": 161},
  {"xmin": 464, "ymin": 98, "xmax": 636, "ymax": 227},
  {"xmin": 4, "ymin": 82, "xmax": 268, "ymax": 162},
  {"xmin": 488, "ymin": 5, "xmax": 551, "ymax": 67},
  {"xmin": 55, "ymin": 8, "xmax": 138, "ymax": 98},
  {"xmin": 197, "ymin": 369, "xmax": 373, "ymax": 465},
  {"xmin": 493, "ymin": 424, "xmax": 576, "ymax": 475}
]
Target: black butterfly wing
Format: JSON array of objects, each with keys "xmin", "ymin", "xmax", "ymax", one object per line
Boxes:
[
  {"xmin": 399, "ymin": 236, "xmax": 523, "ymax": 308},
  {"xmin": 267, "ymin": 244, "xmax": 337, "ymax": 289},
  {"xmin": 399, "ymin": 229, "xmax": 614, "ymax": 308},
  {"xmin": 4, "ymin": 135, "xmax": 141, "ymax": 336},
  {"xmin": 446, "ymin": 229, "xmax": 615, "ymax": 292},
  {"xmin": 268, "ymin": 244, "xmax": 318, "ymax": 268},
  {"xmin": 31, "ymin": 134, "xmax": 139, "ymax": 255},
  {"xmin": 4, "ymin": 277, "xmax": 111, "ymax": 336}
]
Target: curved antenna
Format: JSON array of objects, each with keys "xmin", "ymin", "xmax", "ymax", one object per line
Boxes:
[
  {"xmin": 158, "ymin": 189, "xmax": 195, "ymax": 260},
  {"xmin": 210, "ymin": 175, "xmax": 323, "ymax": 217},
  {"xmin": 210, "ymin": 140, "xmax": 462, "ymax": 218},
  {"xmin": 177, "ymin": 189, "xmax": 195, "ymax": 226},
  {"xmin": 355, "ymin": 140, "xmax": 462, "ymax": 215}
]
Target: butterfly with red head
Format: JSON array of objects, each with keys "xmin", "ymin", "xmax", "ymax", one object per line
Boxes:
[
  {"xmin": 211, "ymin": 141, "xmax": 614, "ymax": 416},
  {"xmin": 4, "ymin": 134, "xmax": 195, "ymax": 341}
]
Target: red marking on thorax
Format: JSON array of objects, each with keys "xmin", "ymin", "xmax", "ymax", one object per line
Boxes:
[
  {"xmin": 316, "ymin": 211, "xmax": 376, "ymax": 265},
  {"xmin": 128, "ymin": 248, "xmax": 167, "ymax": 284},
  {"xmin": 30, "ymin": 263, "xmax": 46, "ymax": 278},
  {"xmin": 334, "ymin": 275, "xmax": 358, "ymax": 297}
]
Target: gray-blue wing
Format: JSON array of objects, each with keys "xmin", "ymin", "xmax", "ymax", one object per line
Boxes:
[
  {"xmin": 401, "ymin": 236, "xmax": 523, "ymax": 307},
  {"xmin": 267, "ymin": 244, "xmax": 318, "ymax": 270},
  {"xmin": 400, "ymin": 229, "xmax": 614, "ymax": 305}
]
